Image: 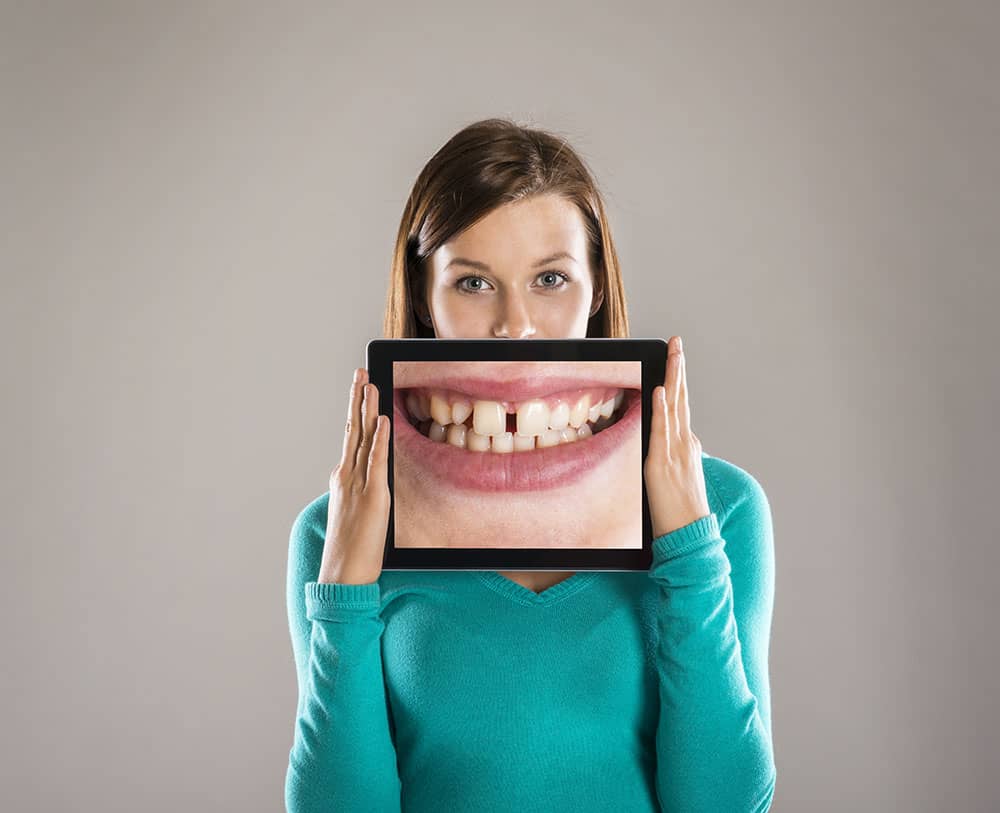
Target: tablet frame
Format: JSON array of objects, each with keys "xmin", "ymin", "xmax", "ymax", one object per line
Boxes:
[{"xmin": 366, "ymin": 338, "xmax": 667, "ymax": 572}]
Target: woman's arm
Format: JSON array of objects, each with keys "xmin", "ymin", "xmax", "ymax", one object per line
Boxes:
[
  {"xmin": 285, "ymin": 498, "xmax": 402, "ymax": 813},
  {"xmin": 649, "ymin": 463, "xmax": 776, "ymax": 813}
]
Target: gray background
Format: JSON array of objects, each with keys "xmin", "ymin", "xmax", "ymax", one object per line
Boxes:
[{"xmin": 2, "ymin": 2, "xmax": 997, "ymax": 811}]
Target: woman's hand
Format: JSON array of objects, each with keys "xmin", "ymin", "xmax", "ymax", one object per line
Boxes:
[
  {"xmin": 318, "ymin": 367, "xmax": 391, "ymax": 585},
  {"xmin": 643, "ymin": 336, "xmax": 712, "ymax": 538}
]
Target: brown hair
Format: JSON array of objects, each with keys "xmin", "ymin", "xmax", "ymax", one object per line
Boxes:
[{"xmin": 381, "ymin": 118, "xmax": 630, "ymax": 339}]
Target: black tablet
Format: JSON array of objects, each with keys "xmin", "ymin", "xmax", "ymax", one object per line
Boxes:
[{"xmin": 366, "ymin": 338, "xmax": 668, "ymax": 572}]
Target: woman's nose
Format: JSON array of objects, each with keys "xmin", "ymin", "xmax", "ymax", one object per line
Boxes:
[{"xmin": 492, "ymin": 297, "xmax": 535, "ymax": 339}]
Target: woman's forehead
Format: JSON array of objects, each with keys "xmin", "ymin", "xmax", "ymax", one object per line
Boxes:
[{"xmin": 432, "ymin": 199, "xmax": 589, "ymax": 273}]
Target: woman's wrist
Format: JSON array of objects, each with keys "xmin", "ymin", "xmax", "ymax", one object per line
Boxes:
[{"xmin": 318, "ymin": 563, "xmax": 381, "ymax": 585}]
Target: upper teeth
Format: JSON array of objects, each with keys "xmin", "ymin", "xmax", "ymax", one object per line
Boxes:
[{"xmin": 404, "ymin": 387, "xmax": 626, "ymax": 452}]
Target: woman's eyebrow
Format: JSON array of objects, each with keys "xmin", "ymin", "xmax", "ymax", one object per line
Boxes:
[
  {"xmin": 444, "ymin": 251, "xmax": 578, "ymax": 272},
  {"xmin": 532, "ymin": 251, "xmax": 577, "ymax": 267}
]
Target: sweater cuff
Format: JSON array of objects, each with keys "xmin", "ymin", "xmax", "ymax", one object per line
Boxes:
[
  {"xmin": 305, "ymin": 580, "xmax": 381, "ymax": 621},
  {"xmin": 651, "ymin": 513, "xmax": 721, "ymax": 561}
]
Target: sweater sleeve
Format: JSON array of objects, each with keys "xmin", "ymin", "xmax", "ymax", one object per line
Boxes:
[
  {"xmin": 284, "ymin": 499, "xmax": 402, "ymax": 813},
  {"xmin": 648, "ymin": 467, "xmax": 777, "ymax": 813}
]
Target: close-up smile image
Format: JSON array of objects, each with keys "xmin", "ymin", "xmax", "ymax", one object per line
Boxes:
[{"xmin": 392, "ymin": 360, "xmax": 642, "ymax": 548}]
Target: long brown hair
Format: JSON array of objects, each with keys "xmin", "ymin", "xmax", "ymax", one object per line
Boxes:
[{"xmin": 382, "ymin": 118, "xmax": 630, "ymax": 339}]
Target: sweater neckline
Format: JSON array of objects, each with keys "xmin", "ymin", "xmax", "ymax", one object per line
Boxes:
[{"xmin": 474, "ymin": 571, "xmax": 599, "ymax": 606}]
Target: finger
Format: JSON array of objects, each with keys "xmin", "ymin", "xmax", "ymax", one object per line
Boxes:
[
  {"xmin": 647, "ymin": 385, "xmax": 669, "ymax": 463},
  {"xmin": 678, "ymin": 339, "xmax": 691, "ymax": 437},
  {"xmin": 667, "ymin": 337, "xmax": 682, "ymax": 440},
  {"xmin": 341, "ymin": 368, "xmax": 367, "ymax": 473},
  {"xmin": 365, "ymin": 414, "xmax": 389, "ymax": 490},
  {"xmin": 356, "ymin": 383, "xmax": 377, "ymax": 475}
]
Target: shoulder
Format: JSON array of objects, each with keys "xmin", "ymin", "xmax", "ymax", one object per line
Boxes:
[
  {"xmin": 700, "ymin": 450, "xmax": 772, "ymax": 529},
  {"xmin": 287, "ymin": 491, "xmax": 331, "ymax": 584},
  {"xmin": 290, "ymin": 490, "xmax": 330, "ymax": 542},
  {"xmin": 699, "ymin": 451, "xmax": 775, "ymax": 576}
]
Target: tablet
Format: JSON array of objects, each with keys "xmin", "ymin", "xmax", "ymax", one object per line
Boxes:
[{"xmin": 366, "ymin": 338, "xmax": 667, "ymax": 572}]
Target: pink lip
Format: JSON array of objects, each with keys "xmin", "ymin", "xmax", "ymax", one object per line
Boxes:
[{"xmin": 392, "ymin": 387, "xmax": 642, "ymax": 492}]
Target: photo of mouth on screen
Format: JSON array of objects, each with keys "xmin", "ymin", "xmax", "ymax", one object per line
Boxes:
[{"xmin": 392, "ymin": 360, "xmax": 643, "ymax": 549}]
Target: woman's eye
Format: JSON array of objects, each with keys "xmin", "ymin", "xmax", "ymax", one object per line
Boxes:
[
  {"xmin": 536, "ymin": 271, "xmax": 570, "ymax": 289},
  {"xmin": 456, "ymin": 276, "xmax": 493, "ymax": 292}
]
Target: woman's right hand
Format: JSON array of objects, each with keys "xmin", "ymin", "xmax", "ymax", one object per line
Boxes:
[{"xmin": 318, "ymin": 367, "xmax": 391, "ymax": 585}]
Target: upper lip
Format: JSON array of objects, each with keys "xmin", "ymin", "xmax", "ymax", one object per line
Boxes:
[{"xmin": 394, "ymin": 364, "xmax": 639, "ymax": 403}]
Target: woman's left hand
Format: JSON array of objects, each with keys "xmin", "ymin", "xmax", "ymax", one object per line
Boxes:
[{"xmin": 643, "ymin": 335, "xmax": 712, "ymax": 538}]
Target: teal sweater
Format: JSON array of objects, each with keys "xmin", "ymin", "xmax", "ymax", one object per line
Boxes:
[{"xmin": 284, "ymin": 452, "xmax": 776, "ymax": 812}]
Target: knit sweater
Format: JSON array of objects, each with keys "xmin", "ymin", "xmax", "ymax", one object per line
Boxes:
[{"xmin": 284, "ymin": 451, "xmax": 776, "ymax": 812}]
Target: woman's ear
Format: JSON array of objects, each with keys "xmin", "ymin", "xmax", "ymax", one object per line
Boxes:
[
  {"xmin": 413, "ymin": 305, "xmax": 430, "ymax": 325},
  {"xmin": 413, "ymin": 299, "xmax": 433, "ymax": 326}
]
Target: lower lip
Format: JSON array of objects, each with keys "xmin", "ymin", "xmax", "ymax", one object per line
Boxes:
[{"xmin": 392, "ymin": 388, "xmax": 642, "ymax": 492}]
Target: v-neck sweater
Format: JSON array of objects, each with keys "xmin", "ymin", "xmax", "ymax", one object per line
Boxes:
[{"xmin": 284, "ymin": 451, "xmax": 776, "ymax": 812}]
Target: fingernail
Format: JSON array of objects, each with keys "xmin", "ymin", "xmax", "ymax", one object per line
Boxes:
[{"xmin": 677, "ymin": 336, "xmax": 683, "ymax": 353}]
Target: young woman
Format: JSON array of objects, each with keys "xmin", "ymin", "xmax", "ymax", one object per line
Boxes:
[{"xmin": 285, "ymin": 119, "xmax": 777, "ymax": 812}]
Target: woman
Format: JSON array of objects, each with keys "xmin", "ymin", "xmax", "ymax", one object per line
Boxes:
[{"xmin": 285, "ymin": 119, "xmax": 777, "ymax": 812}]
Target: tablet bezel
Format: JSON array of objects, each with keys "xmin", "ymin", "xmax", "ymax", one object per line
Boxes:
[{"xmin": 366, "ymin": 338, "xmax": 667, "ymax": 572}]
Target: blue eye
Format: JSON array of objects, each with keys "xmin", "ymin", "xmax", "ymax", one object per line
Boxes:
[
  {"xmin": 537, "ymin": 271, "xmax": 570, "ymax": 289},
  {"xmin": 456, "ymin": 276, "xmax": 493, "ymax": 292}
]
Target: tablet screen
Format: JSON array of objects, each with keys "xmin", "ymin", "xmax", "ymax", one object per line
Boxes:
[{"xmin": 391, "ymin": 360, "xmax": 642, "ymax": 549}]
